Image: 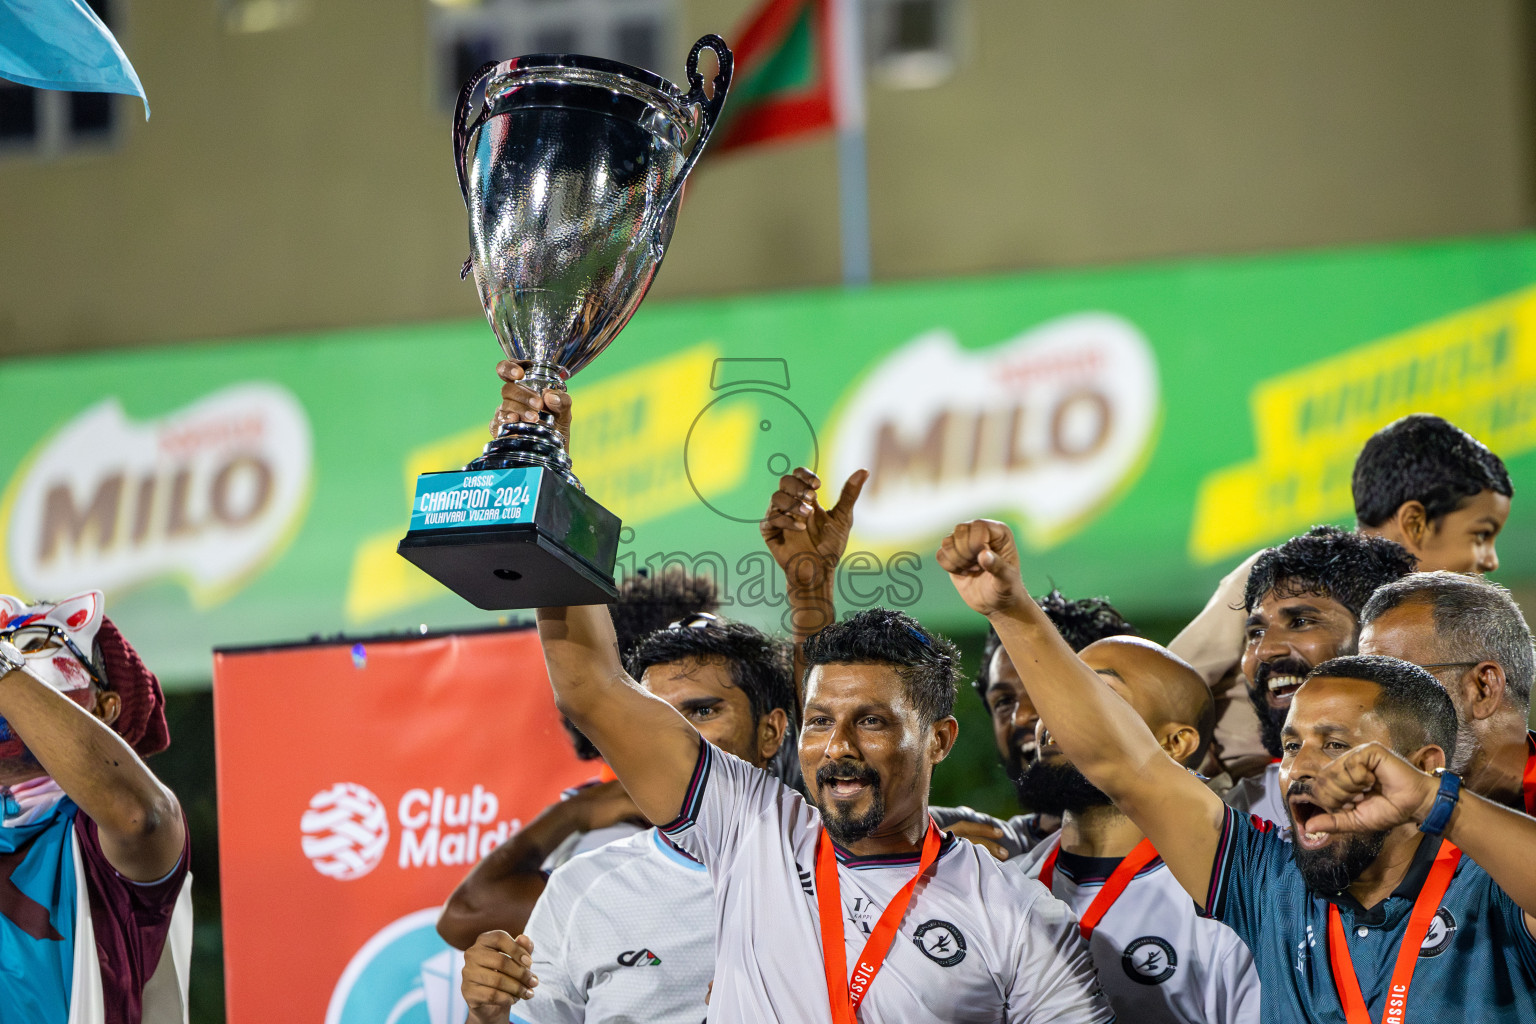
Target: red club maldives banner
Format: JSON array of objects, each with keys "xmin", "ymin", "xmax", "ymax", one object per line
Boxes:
[{"xmin": 214, "ymin": 627, "xmax": 591, "ymax": 1024}]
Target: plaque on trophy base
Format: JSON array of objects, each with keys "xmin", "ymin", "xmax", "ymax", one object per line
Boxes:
[
  {"xmin": 397, "ymin": 466, "xmax": 620, "ymax": 609},
  {"xmin": 396, "ymin": 36, "xmax": 733, "ymax": 609}
]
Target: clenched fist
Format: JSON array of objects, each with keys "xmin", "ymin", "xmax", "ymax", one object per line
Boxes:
[
  {"xmin": 936, "ymin": 519, "xmax": 1030, "ymax": 618},
  {"xmin": 463, "ymin": 930, "xmax": 538, "ymax": 1024}
]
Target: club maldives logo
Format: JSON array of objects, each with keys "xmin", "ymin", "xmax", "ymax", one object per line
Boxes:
[
  {"xmin": 300, "ymin": 781, "xmax": 525, "ymax": 880},
  {"xmin": 826, "ymin": 313, "xmax": 1160, "ymax": 550},
  {"xmin": 301, "ymin": 783, "xmax": 391, "ymax": 881},
  {"xmin": 0, "ymin": 383, "xmax": 312, "ymax": 606}
]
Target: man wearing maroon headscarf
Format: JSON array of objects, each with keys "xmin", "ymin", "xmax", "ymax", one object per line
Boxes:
[{"xmin": 0, "ymin": 589, "xmax": 189, "ymax": 1024}]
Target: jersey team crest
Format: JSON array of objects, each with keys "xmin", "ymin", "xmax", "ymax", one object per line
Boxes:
[
  {"xmin": 912, "ymin": 920, "xmax": 967, "ymax": 967},
  {"xmin": 1121, "ymin": 936, "xmax": 1178, "ymax": 985},
  {"xmin": 1418, "ymin": 909, "xmax": 1456, "ymax": 958}
]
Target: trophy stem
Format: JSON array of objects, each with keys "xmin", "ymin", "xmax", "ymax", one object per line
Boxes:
[
  {"xmin": 467, "ymin": 416, "xmax": 581, "ymax": 490},
  {"xmin": 521, "ymin": 361, "xmax": 566, "ymax": 393}
]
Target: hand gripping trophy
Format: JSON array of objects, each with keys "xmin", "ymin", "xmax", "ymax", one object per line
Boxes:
[{"xmin": 398, "ymin": 36, "xmax": 733, "ymax": 609}]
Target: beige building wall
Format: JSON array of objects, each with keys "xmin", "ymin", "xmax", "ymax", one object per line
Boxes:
[{"xmin": 0, "ymin": 0, "xmax": 1531, "ymax": 357}]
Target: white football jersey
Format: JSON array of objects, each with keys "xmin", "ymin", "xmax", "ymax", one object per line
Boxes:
[
  {"xmin": 515, "ymin": 828, "xmax": 713, "ymax": 1024},
  {"xmin": 540, "ymin": 821, "xmax": 646, "ymax": 875},
  {"xmin": 1222, "ymin": 763, "xmax": 1286, "ymax": 830},
  {"xmin": 1019, "ymin": 833, "xmax": 1260, "ymax": 1024},
  {"xmin": 661, "ymin": 743, "xmax": 1114, "ymax": 1024}
]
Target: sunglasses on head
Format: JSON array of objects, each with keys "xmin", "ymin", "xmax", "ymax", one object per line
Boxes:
[{"xmin": 667, "ymin": 612, "xmax": 721, "ymax": 631}]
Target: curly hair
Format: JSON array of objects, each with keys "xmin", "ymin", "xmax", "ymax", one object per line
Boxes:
[
  {"xmin": 803, "ymin": 608, "xmax": 962, "ymax": 725},
  {"xmin": 1353, "ymin": 414, "xmax": 1512, "ymax": 528},
  {"xmin": 972, "ymin": 590, "xmax": 1139, "ymax": 702},
  {"xmin": 627, "ymin": 620, "xmax": 795, "ymax": 731},
  {"xmin": 1244, "ymin": 525, "xmax": 1417, "ymax": 617},
  {"xmin": 609, "ymin": 569, "xmax": 721, "ymax": 663}
]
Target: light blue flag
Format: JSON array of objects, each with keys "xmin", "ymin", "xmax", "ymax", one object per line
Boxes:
[{"xmin": 0, "ymin": 0, "xmax": 148, "ymax": 118}]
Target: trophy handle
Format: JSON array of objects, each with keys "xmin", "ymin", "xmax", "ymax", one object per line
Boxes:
[
  {"xmin": 455, "ymin": 60, "xmax": 501, "ymax": 279},
  {"xmin": 643, "ymin": 35, "xmax": 734, "ymax": 243}
]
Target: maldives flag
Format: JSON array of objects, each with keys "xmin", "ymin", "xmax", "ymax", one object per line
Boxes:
[{"xmin": 713, "ymin": 0, "xmax": 837, "ymax": 153}]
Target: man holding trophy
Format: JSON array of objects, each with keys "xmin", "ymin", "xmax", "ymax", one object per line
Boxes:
[{"xmin": 417, "ymin": 32, "xmax": 1113, "ymax": 1024}]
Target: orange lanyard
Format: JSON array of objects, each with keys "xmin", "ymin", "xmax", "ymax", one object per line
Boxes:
[
  {"xmin": 1038, "ymin": 837, "xmax": 1160, "ymax": 940},
  {"xmin": 815, "ymin": 820, "xmax": 941, "ymax": 1024},
  {"xmin": 1326, "ymin": 842, "xmax": 1461, "ymax": 1024},
  {"xmin": 1522, "ymin": 733, "xmax": 1535, "ymax": 817}
]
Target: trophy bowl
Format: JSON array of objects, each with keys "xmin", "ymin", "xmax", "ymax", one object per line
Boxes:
[{"xmin": 397, "ymin": 36, "xmax": 733, "ymax": 610}]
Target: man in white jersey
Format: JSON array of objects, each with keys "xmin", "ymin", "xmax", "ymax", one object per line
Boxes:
[
  {"xmin": 489, "ymin": 582, "xmax": 1111, "ymax": 1021},
  {"xmin": 463, "ymin": 618, "xmax": 794, "ymax": 1024},
  {"xmin": 1014, "ymin": 636, "xmax": 1260, "ymax": 1023}
]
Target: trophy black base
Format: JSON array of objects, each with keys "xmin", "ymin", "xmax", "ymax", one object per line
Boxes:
[{"xmin": 397, "ymin": 466, "xmax": 620, "ymax": 610}]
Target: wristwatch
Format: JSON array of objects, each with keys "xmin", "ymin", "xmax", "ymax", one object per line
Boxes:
[
  {"xmin": 0, "ymin": 640, "xmax": 24, "ymax": 676},
  {"xmin": 1419, "ymin": 767, "xmax": 1462, "ymax": 836}
]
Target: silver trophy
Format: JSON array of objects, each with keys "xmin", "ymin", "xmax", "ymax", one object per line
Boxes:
[{"xmin": 398, "ymin": 36, "xmax": 733, "ymax": 610}]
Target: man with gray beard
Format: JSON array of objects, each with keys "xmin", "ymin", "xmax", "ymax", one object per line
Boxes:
[{"xmin": 1359, "ymin": 571, "xmax": 1536, "ymax": 815}]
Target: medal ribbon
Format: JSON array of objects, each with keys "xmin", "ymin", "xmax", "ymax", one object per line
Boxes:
[
  {"xmin": 1522, "ymin": 733, "xmax": 1535, "ymax": 817},
  {"xmin": 1038, "ymin": 837, "xmax": 1160, "ymax": 940},
  {"xmin": 1326, "ymin": 842, "xmax": 1461, "ymax": 1024},
  {"xmin": 815, "ymin": 819, "xmax": 941, "ymax": 1024}
]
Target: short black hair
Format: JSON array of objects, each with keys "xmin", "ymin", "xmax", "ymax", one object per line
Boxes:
[
  {"xmin": 1244, "ymin": 525, "xmax": 1417, "ymax": 617},
  {"xmin": 1362, "ymin": 571, "xmax": 1534, "ymax": 713},
  {"xmin": 1353, "ymin": 414, "xmax": 1513, "ymax": 528},
  {"xmin": 803, "ymin": 608, "xmax": 960, "ymax": 725},
  {"xmin": 1306, "ymin": 655, "xmax": 1458, "ymax": 763},
  {"xmin": 627, "ymin": 620, "xmax": 795, "ymax": 730},
  {"xmin": 973, "ymin": 590, "xmax": 1139, "ymax": 702}
]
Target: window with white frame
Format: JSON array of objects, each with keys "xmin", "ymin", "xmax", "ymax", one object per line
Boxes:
[
  {"xmin": 429, "ymin": 0, "xmax": 678, "ymax": 110},
  {"xmin": 0, "ymin": 0, "xmax": 121, "ymax": 158},
  {"xmin": 866, "ymin": 0, "xmax": 962, "ymax": 90}
]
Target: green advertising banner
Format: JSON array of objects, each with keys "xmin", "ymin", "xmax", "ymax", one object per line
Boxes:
[{"xmin": 6, "ymin": 233, "xmax": 1536, "ymax": 686}]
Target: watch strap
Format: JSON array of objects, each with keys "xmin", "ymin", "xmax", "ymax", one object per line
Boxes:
[{"xmin": 1419, "ymin": 768, "xmax": 1462, "ymax": 836}]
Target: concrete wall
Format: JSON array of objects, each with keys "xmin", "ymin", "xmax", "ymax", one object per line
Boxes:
[{"xmin": 0, "ymin": 0, "xmax": 1531, "ymax": 357}]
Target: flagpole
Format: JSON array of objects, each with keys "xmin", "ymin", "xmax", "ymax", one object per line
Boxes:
[{"xmin": 833, "ymin": 0, "xmax": 871, "ymax": 286}]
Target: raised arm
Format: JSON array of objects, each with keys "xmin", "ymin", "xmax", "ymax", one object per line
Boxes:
[
  {"xmin": 760, "ymin": 467, "xmax": 867, "ymax": 705},
  {"xmin": 1305, "ymin": 741, "xmax": 1536, "ymax": 935},
  {"xmin": 0, "ymin": 664, "xmax": 182, "ymax": 881},
  {"xmin": 937, "ymin": 520, "xmax": 1228, "ymax": 907},
  {"xmin": 535, "ymin": 604, "xmax": 701, "ymax": 827}
]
